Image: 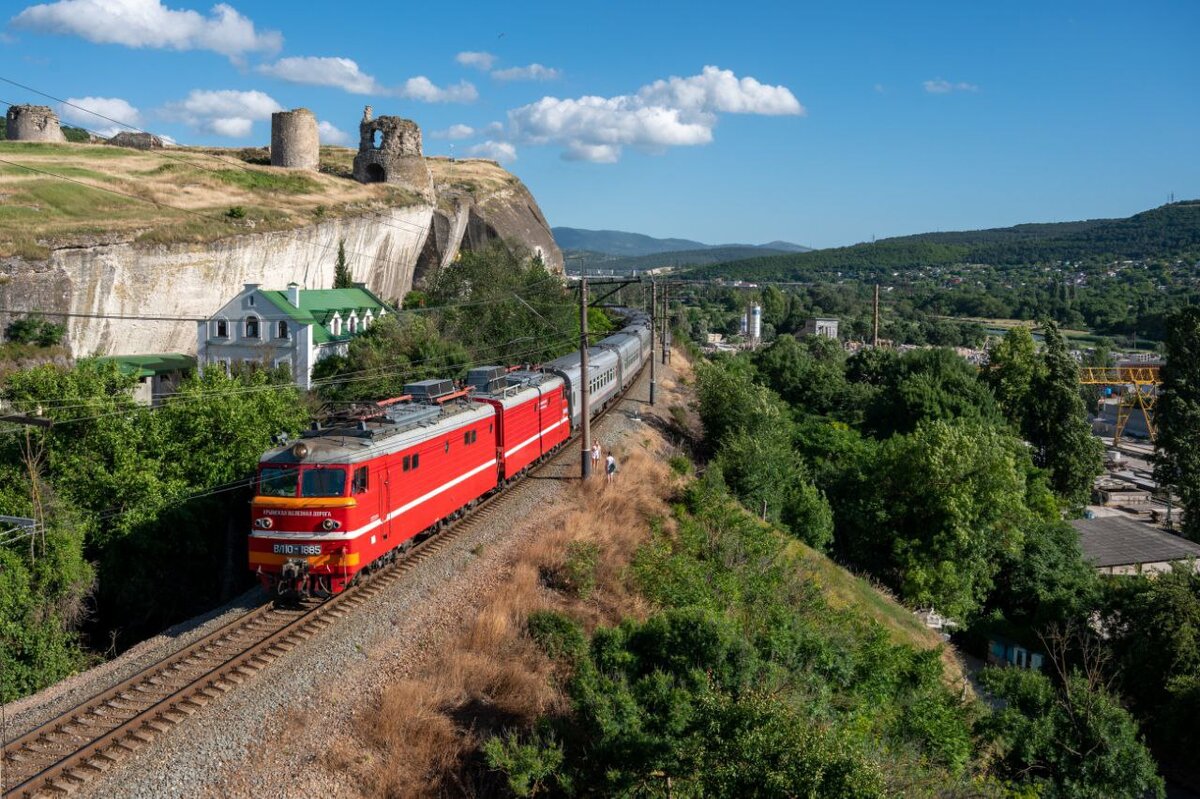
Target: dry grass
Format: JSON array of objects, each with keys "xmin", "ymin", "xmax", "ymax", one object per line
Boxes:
[
  {"xmin": 334, "ymin": 440, "xmax": 679, "ymax": 797},
  {"xmin": 0, "ymin": 140, "xmax": 426, "ymax": 257}
]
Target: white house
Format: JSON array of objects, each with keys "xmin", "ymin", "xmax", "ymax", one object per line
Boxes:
[{"xmin": 197, "ymin": 283, "xmax": 391, "ymax": 389}]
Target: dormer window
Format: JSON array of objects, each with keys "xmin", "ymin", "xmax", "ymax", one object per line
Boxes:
[
  {"xmin": 245, "ymin": 316, "xmax": 260, "ymax": 339},
  {"xmin": 364, "ymin": 310, "xmax": 374, "ymax": 327},
  {"xmin": 277, "ymin": 320, "xmax": 289, "ymax": 339},
  {"xmin": 330, "ymin": 314, "xmax": 342, "ymax": 336},
  {"xmin": 348, "ymin": 314, "xmax": 358, "ymax": 334},
  {"xmin": 214, "ymin": 319, "xmax": 228, "ymax": 338}
]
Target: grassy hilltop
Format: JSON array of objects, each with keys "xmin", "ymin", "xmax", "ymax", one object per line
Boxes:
[{"xmin": 0, "ymin": 140, "xmax": 519, "ymax": 260}]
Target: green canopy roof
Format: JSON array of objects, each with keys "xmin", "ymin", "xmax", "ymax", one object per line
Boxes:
[
  {"xmin": 93, "ymin": 353, "xmax": 196, "ymax": 379},
  {"xmin": 260, "ymin": 287, "xmax": 391, "ymax": 344}
]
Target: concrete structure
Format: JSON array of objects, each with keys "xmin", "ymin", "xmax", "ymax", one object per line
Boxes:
[
  {"xmin": 1070, "ymin": 516, "xmax": 1200, "ymax": 575},
  {"xmin": 197, "ymin": 283, "xmax": 392, "ymax": 389},
  {"xmin": 6, "ymin": 104, "xmax": 66, "ymax": 142},
  {"xmin": 107, "ymin": 131, "xmax": 164, "ymax": 150},
  {"xmin": 270, "ymin": 108, "xmax": 319, "ymax": 171},
  {"xmin": 93, "ymin": 353, "xmax": 195, "ymax": 405},
  {"xmin": 352, "ymin": 106, "xmax": 433, "ymax": 198},
  {"xmin": 801, "ymin": 317, "xmax": 839, "ymax": 339}
]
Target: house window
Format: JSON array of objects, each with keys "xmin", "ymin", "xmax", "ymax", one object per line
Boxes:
[
  {"xmin": 217, "ymin": 359, "xmax": 231, "ymax": 375},
  {"xmin": 273, "ymin": 358, "xmax": 292, "ymax": 374},
  {"xmin": 248, "ymin": 295, "xmax": 255, "ymax": 306},
  {"xmin": 364, "ymin": 311, "xmax": 374, "ymax": 327},
  {"xmin": 277, "ymin": 320, "xmax": 289, "ymax": 339},
  {"xmin": 214, "ymin": 319, "xmax": 228, "ymax": 338},
  {"xmin": 245, "ymin": 316, "xmax": 260, "ymax": 339},
  {"xmin": 330, "ymin": 315, "xmax": 342, "ymax": 336},
  {"xmin": 352, "ymin": 466, "xmax": 369, "ymax": 494}
]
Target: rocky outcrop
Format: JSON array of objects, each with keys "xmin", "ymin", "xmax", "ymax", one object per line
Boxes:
[{"xmin": 0, "ymin": 162, "xmax": 562, "ymax": 359}]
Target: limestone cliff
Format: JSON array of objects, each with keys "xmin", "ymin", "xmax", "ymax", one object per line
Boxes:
[{"xmin": 0, "ymin": 154, "xmax": 561, "ymax": 359}]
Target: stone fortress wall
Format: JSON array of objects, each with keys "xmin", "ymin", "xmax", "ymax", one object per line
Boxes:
[
  {"xmin": 352, "ymin": 106, "xmax": 434, "ymax": 199},
  {"xmin": 270, "ymin": 108, "xmax": 320, "ymax": 171},
  {"xmin": 6, "ymin": 104, "xmax": 66, "ymax": 142}
]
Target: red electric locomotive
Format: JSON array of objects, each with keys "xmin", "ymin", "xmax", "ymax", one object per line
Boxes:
[{"xmin": 248, "ymin": 371, "xmax": 571, "ymax": 598}]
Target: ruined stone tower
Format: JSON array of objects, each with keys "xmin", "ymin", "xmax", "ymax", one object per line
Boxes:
[
  {"xmin": 352, "ymin": 106, "xmax": 433, "ymax": 199},
  {"xmin": 6, "ymin": 104, "xmax": 67, "ymax": 143},
  {"xmin": 270, "ymin": 108, "xmax": 319, "ymax": 170}
]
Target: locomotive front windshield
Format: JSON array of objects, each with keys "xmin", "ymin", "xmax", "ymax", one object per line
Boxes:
[
  {"xmin": 258, "ymin": 466, "xmax": 347, "ymax": 497},
  {"xmin": 260, "ymin": 467, "xmax": 298, "ymax": 497},
  {"xmin": 301, "ymin": 468, "xmax": 347, "ymax": 497}
]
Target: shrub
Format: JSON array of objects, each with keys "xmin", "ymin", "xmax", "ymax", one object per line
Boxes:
[
  {"xmin": 483, "ymin": 729, "xmax": 565, "ymax": 797},
  {"xmin": 562, "ymin": 540, "xmax": 599, "ymax": 599},
  {"xmin": 668, "ymin": 454, "xmax": 693, "ymax": 476},
  {"xmin": 526, "ymin": 611, "xmax": 586, "ymax": 661},
  {"xmin": 225, "ymin": 205, "xmax": 246, "ymax": 219},
  {"xmin": 5, "ymin": 315, "xmax": 66, "ymax": 347}
]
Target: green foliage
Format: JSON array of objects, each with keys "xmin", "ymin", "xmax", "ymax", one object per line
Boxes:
[
  {"xmin": 1154, "ymin": 306, "xmax": 1200, "ymax": 542},
  {"xmin": 1101, "ymin": 567, "xmax": 1200, "ymax": 761},
  {"xmin": 332, "ymin": 238, "xmax": 353, "ymax": 288},
  {"xmin": 483, "ymin": 729, "xmax": 565, "ymax": 797},
  {"xmin": 667, "ymin": 454, "xmax": 692, "ymax": 476},
  {"xmin": 861, "ymin": 348, "xmax": 999, "ymax": 438},
  {"xmin": 977, "ymin": 667, "xmax": 1164, "ymax": 799},
  {"xmin": 987, "ymin": 520, "xmax": 1100, "ymax": 631},
  {"xmin": 311, "ymin": 313, "xmax": 470, "ymax": 402},
  {"xmin": 562, "ymin": 540, "xmax": 599, "ymax": 600},
  {"xmin": 837, "ymin": 421, "xmax": 1036, "ymax": 620},
  {"xmin": 527, "ymin": 610, "xmax": 586, "ymax": 661},
  {"xmin": 212, "ymin": 168, "xmax": 318, "ymax": 194},
  {"xmin": 225, "ymin": 205, "xmax": 246, "ymax": 219},
  {"xmin": 5, "ymin": 314, "xmax": 66, "ymax": 347},
  {"xmin": 983, "ymin": 326, "xmax": 1040, "ymax": 426}
]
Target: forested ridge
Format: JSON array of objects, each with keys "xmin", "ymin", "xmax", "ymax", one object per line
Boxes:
[{"xmin": 691, "ymin": 201, "xmax": 1200, "ymax": 281}]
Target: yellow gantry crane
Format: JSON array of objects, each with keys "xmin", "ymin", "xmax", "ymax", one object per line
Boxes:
[{"xmin": 1079, "ymin": 365, "xmax": 1161, "ymax": 445}]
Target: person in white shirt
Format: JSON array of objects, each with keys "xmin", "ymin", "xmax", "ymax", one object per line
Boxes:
[{"xmin": 605, "ymin": 452, "xmax": 618, "ymax": 483}]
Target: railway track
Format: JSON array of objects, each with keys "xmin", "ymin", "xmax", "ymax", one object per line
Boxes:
[{"xmin": 1, "ymin": 365, "xmax": 646, "ymax": 799}]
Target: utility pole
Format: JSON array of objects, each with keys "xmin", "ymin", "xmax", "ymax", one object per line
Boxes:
[
  {"xmin": 579, "ymin": 275, "xmax": 592, "ymax": 479},
  {"xmin": 649, "ymin": 280, "xmax": 657, "ymax": 406},
  {"xmin": 872, "ymin": 284, "xmax": 880, "ymax": 348},
  {"xmin": 661, "ymin": 284, "xmax": 669, "ymax": 365}
]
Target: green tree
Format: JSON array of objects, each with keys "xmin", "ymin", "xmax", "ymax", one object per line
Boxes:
[
  {"xmin": 1025, "ymin": 321, "xmax": 1103, "ymax": 510},
  {"xmin": 332, "ymin": 238, "xmax": 353, "ymax": 288},
  {"xmin": 1154, "ymin": 306, "xmax": 1200, "ymax": 542},
  {"xmin": 983, "ymin": 326, "xmax": 1040, "ymax": 426},
  {"xmin": 978, "ymin": 666, "xmax": 1164, "ymax": 799}
]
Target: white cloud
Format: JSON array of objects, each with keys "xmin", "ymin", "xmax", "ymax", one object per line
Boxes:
[
  {"xmin": 506, "ymin": 65, "xmax": 802, "ymax": 163},
  {"xmin": 60, "ymin": 96, "xmax": 142, "ymax": 137},
  {"xmin": 492, "ymin": 63, "xmax": 560, "ymax": 82},
  {"xmin": 317, "ymin": 120, "xmax": 350, "ymax": 145},
  {"xmin": 923, "ymin": 78, "xmax": 979, "ymax": 94},
  {"xmin": 455, "ymin": 50, "xmax": 496, "ymax": 71},
  {"xmin": 11, "ymin": 0, "xmax": 281, "ymax": 58},
  {"xmin": 636, "ymin": 66, "xmax": 803, "ymax": 115},
  {"xmin": 257, "ymin": 56, "xmax": 382, "ymax": 94},
  {"xmin": 399, "ymin": 76, "xmax": 477, "ymax": 103},
  {"xmin": 431, "ymin": 123, "xmax": 475, "ymax": 140},
  {"xmin": 161, "ymin": 88, "xmax": 281, "ymax": 137},
  {"xmin": 466, "ymin": 140, "xmax": 516, "ymax": 163}
]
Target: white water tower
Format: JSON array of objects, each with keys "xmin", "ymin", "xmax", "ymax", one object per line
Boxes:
[{"xmin": 750, "ymin": 304, "xmax": 762, "ymax": 341}]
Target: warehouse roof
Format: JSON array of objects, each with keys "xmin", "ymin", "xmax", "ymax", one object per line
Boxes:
[{"xmin": 1070, "ymin": 516, "xmax": 1200, "ymax": 568}]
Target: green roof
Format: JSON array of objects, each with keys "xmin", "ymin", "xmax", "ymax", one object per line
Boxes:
[
  {"xmin": 259, "ymin": 287, "xmax": 391, "ymax": 344},
  {"xmin": 93, "ymin": 353, "xmax": 196, "ymax": 378}
]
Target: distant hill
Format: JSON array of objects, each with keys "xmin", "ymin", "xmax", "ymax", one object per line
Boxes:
[
  {"xmin": 565, "ymin": 246, "xmax": 798, "ymax": 275},
  {"xmin": 687, "ymin": 201, "xmax": 1200, "ymax": 282},
  {"xmin": 553, "ymin": 226, "xmax": 811, "ymax": 258}
]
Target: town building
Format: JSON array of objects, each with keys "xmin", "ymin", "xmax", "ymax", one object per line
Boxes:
[
  {"xmin": 1070, "ymin": 515, "xmax": 1200, "ymax": 576},
  {"xmin": 197, "ymin": 283, "xmax": 392, "ymax": 389},
  {"xmin": 801, "ymin": 317, "xmax": 839, "ymax": 339},
  {"xmin": 92, "ymin": 353, "xmax": 195, "ymax": 405}
]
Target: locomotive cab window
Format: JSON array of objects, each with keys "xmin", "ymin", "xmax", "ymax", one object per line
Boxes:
[
  {"xmin": 352, "ymin": 466, "xmax": 369, "ymax": 494},
  {"xmin": 301, "ymin": 467, "xmax": 346, "ymax": 497},
  {"xmin": 260, "ymin": 467, "xmax": 298, "ymax": 497}
]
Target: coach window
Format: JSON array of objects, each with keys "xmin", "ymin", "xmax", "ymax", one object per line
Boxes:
[
  {"xmin": 260, "ymin": 467, "xmax": 298, "ymax": 497},
  {"xmin": 352, "ymin": 466, "xmax": 369, "ymax": 494},
  {"xmin": 412, "ymin": 453, "xmax": 420, "ymax": 469},
  {"xmin": 403, "ymin": 455, "xmax": 411, "ymax": 471},
  {"xmin": 302, "ymin": 467, "xmax": 346, "ymax": 497}
]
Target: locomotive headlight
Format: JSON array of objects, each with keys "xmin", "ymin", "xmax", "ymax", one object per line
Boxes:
[
  {"xmin": 254, "ymin": 517, "xmax": 273, "ymax": 529},
  {"xmin": 321, "ymin": 518, "xmax": 341, "ymax": 531},
  {"xmin": 291, "ymin": 442, "xmax": 309, "ymax": 461}
]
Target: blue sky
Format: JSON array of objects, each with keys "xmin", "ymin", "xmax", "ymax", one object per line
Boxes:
[{"xmin": 2, "ymin": 0, "xmax": 1197, "ymax": 247}]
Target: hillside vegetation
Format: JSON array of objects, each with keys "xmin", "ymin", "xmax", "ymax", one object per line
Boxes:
[{"xmin": 690, "ymin": 201, "xmax": 1200, "ymax": 281}]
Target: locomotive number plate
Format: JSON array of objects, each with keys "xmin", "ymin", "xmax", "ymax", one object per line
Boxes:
[{"xmin": 273, "ymin": 543, "xmax": 322, "ymax": 556}]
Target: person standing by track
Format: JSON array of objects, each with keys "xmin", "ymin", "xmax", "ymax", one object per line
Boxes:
[
  {"xmin": 591, "ymin": 441, "xmax": 601, "ymax": 474},
  {"xmin": 605, "ymin": 451, "xmax": 618, "ymax": 483}
]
